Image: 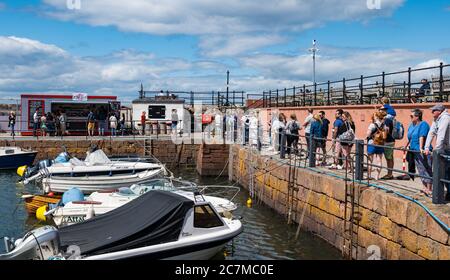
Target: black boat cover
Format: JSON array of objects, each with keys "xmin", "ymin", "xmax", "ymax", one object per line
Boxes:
[{"xmin": 59, "ymin": 190, "xmax": 194, "ymax": 255}]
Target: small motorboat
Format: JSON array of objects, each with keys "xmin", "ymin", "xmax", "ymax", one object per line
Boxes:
[
  {"xmin": 0, "ymin": 190, "xmax": 243, "ymax": 260},
  {"xmin": 0, "ymin": 147, "xmax": 37, "ymax": 170},
  {"xmin": 43, "ymin": 179, "xmax": 238, "ymax": 227},
  {"xmin": 19, "ymin": 149, "xmax": 167, "ymax": 194}
]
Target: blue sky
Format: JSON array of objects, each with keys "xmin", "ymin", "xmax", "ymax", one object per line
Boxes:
[{"xmin": 0, "ymin": 0, "xmax": 449, "ymax": 101}]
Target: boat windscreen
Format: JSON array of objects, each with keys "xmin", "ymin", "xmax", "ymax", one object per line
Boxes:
[{"xmin": 58, "ymin": 190, "xmax": 194, "ymax": 255}]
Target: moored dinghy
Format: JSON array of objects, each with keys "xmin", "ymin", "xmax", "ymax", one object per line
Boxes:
[
  {"xmin": 44, "ymin": 179, "xmax": 238, "ymax": 227},
  {"xmin": 21, "ymin": 149, "xmax": 167, "ymax": 193},
  {"xmin": 0, "ymin": 191, "xmax": 243, "ymax": 260}
]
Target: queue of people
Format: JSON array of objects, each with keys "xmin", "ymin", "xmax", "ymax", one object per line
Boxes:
[
  {"xmin": 31, "ymin": 109, "xmax": 69, "ymax": 137},
  {"xmin": 269, "ymin": 100, "xmax": 450, "ymax": 200}
]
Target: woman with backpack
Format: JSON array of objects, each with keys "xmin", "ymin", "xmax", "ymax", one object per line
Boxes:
[
  {"xmin": 286, "ymin": 113, "xmax": 301, "ymax": 155},
  {"xmin": 337, "ymin": 111, "xmax": 356, "ymax": 171},
  {"xmin": 366, "ymin": 111, "xmax": 387, "ymax": 180}
]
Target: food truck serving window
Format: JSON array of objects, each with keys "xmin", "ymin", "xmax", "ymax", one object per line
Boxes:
[
  {"xmin": 28, "ymin": 100, "xmax": 45, "ymax": 129},
  {"xmin": 148, "ymin": 105, "xmax": 166, "ymax": 119}
]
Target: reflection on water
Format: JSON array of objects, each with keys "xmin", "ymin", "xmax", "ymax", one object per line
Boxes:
[{"xmin": 0, "ymin": 168, "xmax": 341, "ymax": 260}]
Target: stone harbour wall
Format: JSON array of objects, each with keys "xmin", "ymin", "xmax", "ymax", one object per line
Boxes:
[
  {"xmin": 196, "ymin": 144, "xmax": 229, "ymax": 176},
  {"xmin": 229, "ymin": 145, "xmax": 450, "ymax": 260},
  {"xmin": 0, "ymin": 139, "xmax": 199, "ymax": 166}
]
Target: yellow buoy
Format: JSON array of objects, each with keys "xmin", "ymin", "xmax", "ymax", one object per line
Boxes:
[
  {"xmin": 17, "ymin": 165, "xmax": 27, "ymax": 177},
  {"xmin": 36, "ymin": 205, "xmax": 47, "ymax": 222},
  {"xmin": 246, "ymin": 197, "xmax": 252, "ymax": 207}
]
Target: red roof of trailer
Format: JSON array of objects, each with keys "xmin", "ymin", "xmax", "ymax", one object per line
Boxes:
[{"xmin": 20, "ymin": 94, "xmax": 117, "ymax": 100}]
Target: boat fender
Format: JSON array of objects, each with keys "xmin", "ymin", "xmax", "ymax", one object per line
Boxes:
[
  {"xmin": 62, "ymin": 188, "xmax": 84, "ymax": 206},
  {"xmin": 36, "ymin": 205, "xmax": 48, "ymax": 221},
  {"xmin": 246, "ymin": 197, "xmax": 252, "ymax": 208},
  {"xmin": 17, "ymin": 165, "xmax": 27, "ymax": 177}
]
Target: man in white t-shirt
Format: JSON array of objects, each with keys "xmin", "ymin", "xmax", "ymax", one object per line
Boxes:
[
  {"xmin": 303, "ymin": 109, "xmax": 314, "ymax": 155},
  {"xmin": 33, "ymin": 109, "xmax": 40, "ymax": 137}
]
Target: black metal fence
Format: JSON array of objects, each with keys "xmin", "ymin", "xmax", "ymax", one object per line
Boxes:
[
  {"xmin": 138, "ymin": 90, "xmax": 246, "ymax": 107},
  {"xmin": 253, "ymin": 62, "xmax": 450, "ymax": 108}
]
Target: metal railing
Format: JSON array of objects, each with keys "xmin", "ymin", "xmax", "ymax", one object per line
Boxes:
[
  {"xmin": 261, "ymin": 129, "xmax": 449, "ymax": 205},
  {"xmin": 256, "ymin": 63, "xmax": 450, "ymax": 108},
  {"xmin": 137, "ymin": 90, "xmax": 246, "ymax": 107}
]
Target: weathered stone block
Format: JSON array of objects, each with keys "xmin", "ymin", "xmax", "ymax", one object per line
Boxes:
[
  {"xmin": 399, "ymin": 248, "xmax": 425, "ymax": 260},
  {"xmin": 328, "ymin": 198, "xmax": 343, "ymax": 218},
  {"xmin": 319, "ymin": 224, "xmax": 336, "ymax": 244},
  {"xmin": 426, "ymin": 215, "xmax": 449, "ymax": 245},
  {"xmin": 386, "ymin": 195, "xmax": 408, "ymax": 227},
  {"xmin": 378, "ymin": 216, "xmax": 401, "ymax": 242},
  {"xmin": 359, "ymin": 207, "xmax": 381, "ymax": 233},
  {"xmin": 406, "ymin": 203, "xmax": 427, "ymax": 237},
  {"xmin": 400, "ymin": 228, "xmax": 419, "ymax": 253},
  {"xmin": 438, "ymin": 243, "xmax": 450, "ymax": 260},
  {"xmin": 359, "ymin": 189, "xmax": 376, "ymax": 210},
  {"xmin": 417, "ymin": 235, "xmax": 440, "ymax": 260},
  {"xmin": 386, "ymin": 241, "xmax": 401, "ymax": 260},
  {"xmin": 372, "ymin": 191, "xmax": 387, "ymax": 216},
  {"xmin": 357, "ymin": 227, "xmax": 387, "ymax": 259}
]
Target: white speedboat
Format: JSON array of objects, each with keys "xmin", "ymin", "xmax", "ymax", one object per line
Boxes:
[
  {"xmin": 21, "ymin": 149, "xmax": 166, "ymax": 193},
  {"xmin": 0, "ymin": 191, "xmax": 243, "ymax": 260},
  {"xmin": 0, "ymin": 147, "xmax": 37, "ymax": 170},
  {"xmin": 45, "ymin": 179, "xmax": 238, "ymax": 227}
]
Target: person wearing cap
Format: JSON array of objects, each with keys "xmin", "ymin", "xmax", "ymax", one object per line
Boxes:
[
  {"xmin": 424, "ymin": 103, "xmax": 450, "ymax": 200},
  {"xmin": 381, "ymin": 97, "xmax": 396, "ymax": 119}
]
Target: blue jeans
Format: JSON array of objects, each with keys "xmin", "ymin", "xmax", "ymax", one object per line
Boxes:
[
  {"xmin": 10, "ymin": 124, "xmax": 15, "ymax": 136},
  {"xmin": 111, "ymin": 128, "xmax": 116, "ymax": 136}
]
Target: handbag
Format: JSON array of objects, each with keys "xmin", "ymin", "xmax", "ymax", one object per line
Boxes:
[{"xmin": 338, "ymin": 122, "xmax": 355, "ymax": 142}]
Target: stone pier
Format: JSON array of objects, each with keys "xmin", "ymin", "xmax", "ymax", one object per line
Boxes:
[{"xmin": 229, "ymin": 145, "xmax": 450, "ymax": 260}]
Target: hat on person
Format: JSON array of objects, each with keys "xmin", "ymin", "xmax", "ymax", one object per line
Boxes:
[{"xmin": 430, "ymin": 104, "xmax": 446, "ymax": 112}]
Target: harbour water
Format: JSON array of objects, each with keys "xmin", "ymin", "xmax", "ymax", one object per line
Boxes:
[{"xmin": 0, "ymin": 169, "xmax": 341, "ymax": 260}]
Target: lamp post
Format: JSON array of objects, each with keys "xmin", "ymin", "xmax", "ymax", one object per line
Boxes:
[
  {"xmin": 308, "ymin": 40, "xmax": 319, "ymax": 85},
  {"xmin": 225, "ymin": 70, "xmax": 230, "ymax": 107}
]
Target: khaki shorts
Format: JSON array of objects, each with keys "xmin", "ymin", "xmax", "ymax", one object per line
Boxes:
[
  {"xmin": 384, "ymin": 142, "xmax": 394, "ymax": 160},
  {"xmin": 88, "ymin": 122, "xmax": 95, "ymax": 130}
]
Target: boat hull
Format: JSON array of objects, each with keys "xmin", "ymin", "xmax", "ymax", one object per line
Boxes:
[
  {"xmin": 84, "ymin": 229, "xmax": 241, "ymax": 260},
  {"xmin": 42, "ymin": 168, "xmax": 164, "ymax": 193},
  {"xmin": 0, "ymin": 152, "xmax": 37, "ymax": 170}
]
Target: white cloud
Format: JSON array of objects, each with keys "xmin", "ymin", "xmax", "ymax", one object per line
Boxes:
[
  {"xmin": 41, "ymin": 0, "xmax": 404, "ymax": 36},
  {"xmin": 1, "ymin": 36, "xmax": 448, "ymax": 103},
  {"xmin": 240, "ymin": 48, "xmax": 448, "ymax": 84},
  {"xmin": 199, "ymin": 34, "xmax": 286, "ymax": 57}
]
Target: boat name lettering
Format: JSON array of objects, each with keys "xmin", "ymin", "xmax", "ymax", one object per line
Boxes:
[{"xmin": 64, "ymin": 215, "xmax": 86, "ymax": 224}]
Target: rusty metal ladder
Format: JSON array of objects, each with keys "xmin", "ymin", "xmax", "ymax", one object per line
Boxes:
[{"xmin": 342, "ymin": 160, "xmax": 361, "ymax": 260}]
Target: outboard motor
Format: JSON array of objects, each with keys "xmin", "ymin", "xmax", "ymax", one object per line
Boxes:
[{"xmin": 0, "ymin": 226, "xmax": 60, "ymax": 260}]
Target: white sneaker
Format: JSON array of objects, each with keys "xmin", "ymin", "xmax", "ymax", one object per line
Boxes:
[
  {"xmin": 337, "ymin": 165, "xmax": 343, "ymax": 170},
  {"xmin": 328, "ymin": 164, "xmax": 336, "ymax": 169}
]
